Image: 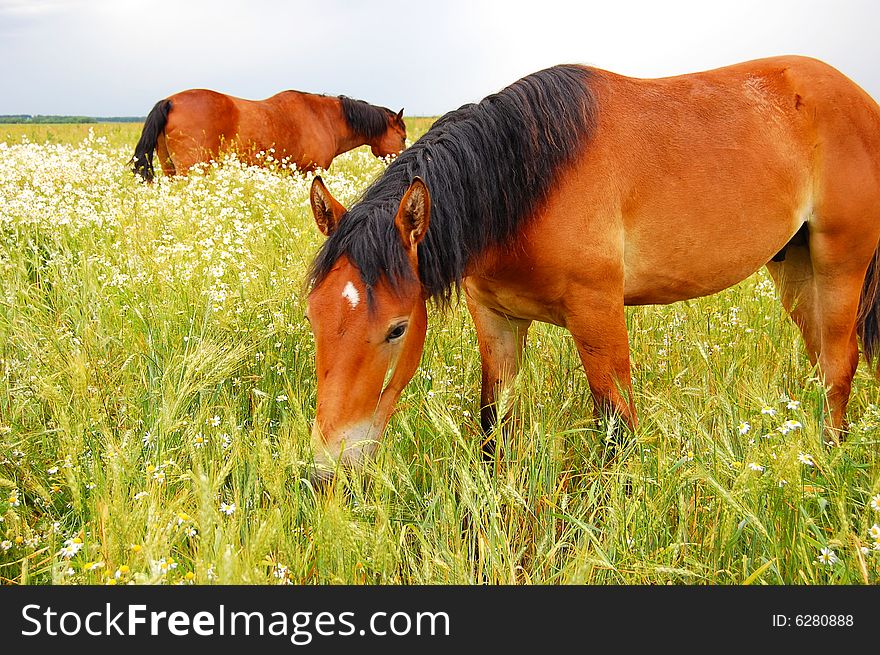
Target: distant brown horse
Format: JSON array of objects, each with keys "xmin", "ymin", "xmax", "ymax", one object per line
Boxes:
[
  {"xmin": 304, "ymin": 56, "xmax": 880, "ymax": 480},
  {"xmin": 130, "ymin": 89, "xmax": 406, "ymax": 180}
]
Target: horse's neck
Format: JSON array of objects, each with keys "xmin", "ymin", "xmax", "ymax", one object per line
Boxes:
[
  {"xmin": 334, "ymin": 126, "xmax": 370, "ymax": 156},
  {"xmin": 274, "ymin": 92, "xmax": 369, "ymax": 155},
  {"xmin": 330, "ymin": 99, "xmax": 371, "ymax": 156}
]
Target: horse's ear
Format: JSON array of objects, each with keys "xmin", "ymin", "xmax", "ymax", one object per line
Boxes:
[
  {"xmin": 310, "ymin": 176, "xmax": 346, "ymax": 237},
  {"xmin": 394, "ymin": 177, "xmax": 430, "ymax": 251},
  {"xmin": 396, "ymin": 108, "xmax": 404, "ymax": 121}
]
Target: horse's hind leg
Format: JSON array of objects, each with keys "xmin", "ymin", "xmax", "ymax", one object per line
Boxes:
[
  {"xmin": 807, "ymin": 227, "xmax": 872, "ymax": 438},
  {"xmin": 802, "ymin": 103, "xmax": 880, "ymax": 436},
  {"xmin": 464, "ymin": 290, "xmax": 531, "ymax": 459},
  {"xmin": 163, "ymin": 128, "xmax": 219, "ymax": 175},
  {"xmin": 156, "ymin": 131, "xmax": 176, "ymax": 176},
  {"xmin": 765, "ymin": 235, "xmax": 821, "ymax": 365},
  {"xmin": 769, "ymin": 226, "xmax": 868, "ymax": 438}
]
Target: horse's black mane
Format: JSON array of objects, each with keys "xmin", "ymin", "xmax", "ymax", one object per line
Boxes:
[
  {"xmin": 310, "ymin": 65, "xmax": 598, "ymax": 306},
  {"xmin": 339, "ymin": 95, "xmax": 397, "ymax": 139}
]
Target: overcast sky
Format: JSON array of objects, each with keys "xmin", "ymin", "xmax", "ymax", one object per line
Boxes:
[{"xmin": 2, "ymin": 0, "xmax": 879, "ymax": 116}]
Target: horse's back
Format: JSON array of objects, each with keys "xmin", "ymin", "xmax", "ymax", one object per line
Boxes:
[
  {"xmin": 470, "ymin": 56, "xmax": 880, "ymax": 317},
  {"xmin": 592, "ymin": 56, "xmax": 880, "ymax": 304}
]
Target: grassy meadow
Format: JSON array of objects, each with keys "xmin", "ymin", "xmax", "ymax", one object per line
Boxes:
[{"xmin": 0, "ymin": 121, "xmax": 878, "ymax": 586}]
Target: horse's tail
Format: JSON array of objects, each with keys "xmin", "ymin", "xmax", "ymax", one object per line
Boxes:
[
  {"xmin": 857, "ymin": 240, "xmax": 880, "ymax": 375},
  {"xmin": 131, "ymin": 99, "xmax": 171, "ymax": 181}
]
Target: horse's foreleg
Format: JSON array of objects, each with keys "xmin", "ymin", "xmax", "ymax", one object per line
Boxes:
[
  {"xmin": 565, "ymin": 293, "xmax": 637, "ymax": 434},
  {"xmin": 465, "ymin": 292, "xmax": 531, "ymax": 459}
]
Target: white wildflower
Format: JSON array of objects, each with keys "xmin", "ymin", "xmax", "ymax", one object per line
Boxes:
[
  {"xmin": 797, "ymin": 452, "xmax": 815, "ymax": 467},
  {"xmin": 817, "ymin": 547, "xmax": 838, "ymax": 566},
  {"xmin": 59, "ymin": 537, "xmax": 84, "ymax": 558}
]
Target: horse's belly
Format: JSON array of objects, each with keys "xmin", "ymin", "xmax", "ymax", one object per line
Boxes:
[
  {"xmin": 623, "ymin": 262, "xmax": 763, "ymax": 305},
  {"xmin": 622, "ymin": 204, "xmax": 808, "ymax": 305}
]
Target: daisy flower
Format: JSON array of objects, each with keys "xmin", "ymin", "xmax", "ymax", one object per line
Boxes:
[
  {"xmin": 59, "ymin": 537, "xmax": 83, "ymax": 558},
  {"xmin": 777, "ymin": 420, "xmax": 803, "ymax": 435},
  {"xmin": 153, "ymin": 557, "xmax": 178, "ymax": 574},
  {"xmin": 817, "ymin": 547, "xmax": 838, "ymax": 566}
]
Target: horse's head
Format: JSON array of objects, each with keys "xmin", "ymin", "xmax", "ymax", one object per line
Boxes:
[
  {"xmin": 371, "ymin": 108, "xmax": 407, "ymax": 158},
  {"xmin": 306, "ymin": 175, "xmax": 429, "ymax": 481}
]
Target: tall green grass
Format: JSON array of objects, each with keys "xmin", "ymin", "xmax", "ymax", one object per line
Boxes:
[{"xmin": 0, "ymin": 123, "xmax": 878, "ymax": 585}]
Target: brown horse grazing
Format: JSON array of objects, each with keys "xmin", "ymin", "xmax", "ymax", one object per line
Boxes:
[
  {"xmin": 305, "ymin": 56, "xmax": 880, "ymax": 480},
  {"xmin": 130, "ymin": 89, "xmax": 406, "ymax": 180}
]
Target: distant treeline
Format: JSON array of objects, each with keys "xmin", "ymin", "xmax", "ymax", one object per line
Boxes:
[{"xmin": 0, "ymin": 115, "xmax": 145, "ymax": 124}]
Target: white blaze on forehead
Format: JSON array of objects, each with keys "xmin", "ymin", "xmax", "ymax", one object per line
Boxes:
[{"xmin": 342, "ymin": 280, "xmax": 360, "ymax": 309}]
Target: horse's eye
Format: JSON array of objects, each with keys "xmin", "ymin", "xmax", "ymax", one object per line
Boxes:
[{"xmin": 386, "ymin": 323, "xmax": 407, "ymax": 343}]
